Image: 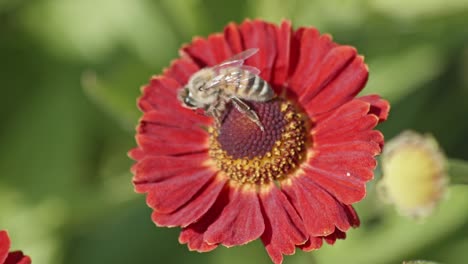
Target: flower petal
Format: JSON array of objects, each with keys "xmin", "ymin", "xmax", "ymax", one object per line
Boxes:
[
  {"xmin": 260, "ymin": 184, "xmax": 307, "ymax": 264},
  {"xmin": 300, "ymin": 100, "xmax": 384, "ymax": 204},
  {"xmin": 138, "ymin": 167, "xmax": 217, "ymax": 214},
  {"xmin": 0, "ymin": 230, "xmax": 10, "ymax": 263},
  {"xmin": 152, "ymin": 175, "xmax": 227, "ymax": 227},
  {"xmin": 179, "ymin": 224, "xmax": 218, "ymax": 253},
  {"xmin": 303, "ymin": 55, "xmax": 368, "ymax": 116},
  {"xmin": 4, "ymin": 251, "xmax": 31, "ymax": 264},
  {"xmin": 136, "ymin": 114, "xmax": 208, "ymax": 156},
  {"xmin": 128, "ymin": 147, "xmax": 145, "ymax": 161},
  {"xmin": 224, "ymin": 22, "xmax": 243, "ymax": 54},
  {"xmin": 132, "ymin": 152, "xmax": 210, "ymax": 184},
  {"xmin": 324, "ymin": 229, "xmax": 347, "ymax": 245},
  {"xmin": 182, "ymin": 33, "xmax": 234, "ymax": 67},
  {"xmin": 357, "ymin": 95, "xmax": 390, "ymax": 123},
  {"xmin": 313, "ymin": 99, "xmax": 383, "ymax": 146},
  {"xmin": 271, "ymin": 20, "xmax": 293, "ymax": 91},
  {"xmin": 163, "ymin": 57, "xmax": 200, "ymax": 86},
  {"xmin": 179, "ymin": 187, "xmax": 231, "ymax": 252},
  {"xmin": 303, "ymin": 162, "xmax": 367, "ymax": 205},
  {"xmin": 281, "ymin": 176, "xmax": 354, "ymax": 236},
  {"xmin": 308, "ymin": 141, "xmax": 379, "ymax": 181},
  {"xmin": 204, "ymin": 184, "xmax": 264, "ymax": 247},
  {"xmin": 141, "ymin": 108, "xmax": 208, "ymax": 130},
  {"xmin": 298, "ymin": 46, "xmax": 357, "ymax": 104},
  {"xmin": 288, "ymin": 28, "xmax": 336, "ymax": 96},
  {"xmin": 298, "ymin": 237, "xmax": 323, "ymax": 252},
  {"xmin": 238, "ymin": 19, "xmax": 277, "ymax": 82},
  {"xmin": 343, "ymin": 204, "xmax": 360, "ymax": 228}
]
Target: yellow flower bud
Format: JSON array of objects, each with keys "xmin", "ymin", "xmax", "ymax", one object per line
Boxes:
[{"xmin": 378, "ymin": 130, "xmax": 448, "ymax": 219}]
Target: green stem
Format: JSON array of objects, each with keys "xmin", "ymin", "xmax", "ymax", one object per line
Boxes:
[{"xmin": 448, "ymin": 159, "xmax": 468, "ymax": 185}]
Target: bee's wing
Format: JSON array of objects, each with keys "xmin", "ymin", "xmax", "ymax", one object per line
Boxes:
[
  {"xmin": 203, "ymin": 67, "xmax": 259, "ymax": 91},
  {"xmin": 211, "ymin": 48, "xmax": 259, "ymax": 74},
  {"xmin": 224, "ymin": 48, "xmax": 259, "ymax": 63},
  {"xmin": 240, "ymin": 65, "xmax": 260, "ymax": 76}
]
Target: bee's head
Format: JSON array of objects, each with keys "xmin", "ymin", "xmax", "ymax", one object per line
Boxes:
[{"xmin": 178, "ymin": 86, "xmax": 198, "ymax": 109}]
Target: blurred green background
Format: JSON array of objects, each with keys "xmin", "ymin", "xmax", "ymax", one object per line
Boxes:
[{"xmin": 1, "ymin": 0, "xmax": 468, "ymax": 263}]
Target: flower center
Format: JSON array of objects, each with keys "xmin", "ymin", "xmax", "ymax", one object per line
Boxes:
[{"xmin": 208, "ymin": 98, "xmax": 308, "ymax": 184}]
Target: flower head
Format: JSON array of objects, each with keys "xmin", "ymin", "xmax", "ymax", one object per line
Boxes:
[
  {"xmin": 130, "ymin": 19, "xmax": 389, "ymax": 263},
  {"xmin": 378, "ymin": 131, "xmax": 448, "ymax": 219},
  {"xmin": 0, "ymin": 230, "xmax": 31, "ymax": 264}
]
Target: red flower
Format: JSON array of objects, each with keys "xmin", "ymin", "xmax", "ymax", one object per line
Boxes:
[
  {"xmin": 129, "ymin": 19, "xmax": 389, "ymax": 264},
  {"xmin": 0, "ymin": 230, "xmax": 31, "ymax": 264}
]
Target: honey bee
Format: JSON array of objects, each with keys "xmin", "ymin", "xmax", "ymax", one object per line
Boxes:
[{"xmin": 178, "ymin": 48, "xmax": 275, "ymax": 131}]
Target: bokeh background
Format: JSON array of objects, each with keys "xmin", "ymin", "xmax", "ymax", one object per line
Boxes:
[{"xmin": 1, "ymin": 0, "xmax": 468, "ymax": 263}]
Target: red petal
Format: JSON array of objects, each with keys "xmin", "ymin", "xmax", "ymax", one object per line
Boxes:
[
  {"xmin": 132, "ymin": 153, "xmax": 210, "ymax": 184},
  {"xmin": 138, "ymin": 77, "xmax": 179, "ymax": 112},
  {"xmin": 137, "ymin": 117, "xmax": 206, "ymax": 141},
  {"xmin": 224, "ymin": 22, "xmax": 244, "ymax": 54},
  {"xmin": 288, "ymin": 28, "xmax": 336, "ymax": 96},
  {"xmin": 303, "ymin": 55, "xmax": 368, "ymax": 116},
  {"xmin": 179, "ymin": 226, "xmax": 218, "ymax": 253},
  {"xmin": 271, "ymin": 20, "xmax": 293, "ymax": 91},
  {"xmin": 357, "ymin": 95, "xmax": 390, "ymax": 123},
  {"xmin": 302, "ymin": 165, "xmax": 366, "ymax": 205},
  {"xmin": 141, "ymin": 108, "xmax": 208, "ymax": 130},
  {"xmin": 0, "ymin": 230, "xmax": 10, "ymax": 263},
  {"xmin": 260, "ymin": 184, "xmax": 307, "ymax": 264},
  {"xmin": 313, "ymin": 99, "xmax": 382, "ymax": 146},
  {"xmin": 179, "ymin": 187, "xmax": 231, "ymax": 252},
  {"xmin": 182, "ymin": 34, "xmax": 234, "ymax": 67},
  {"xmin": 312, "ymin": 98, "xmax": 369, "ymax": 128},
  {"xmin": 163, "ymin": 57, "xmax": 200, "ymax": 85},
  {"xmin": 238, "ymin": 19, "xmax": 277, "ymax": 82},
  {"xmin": 4, "ymin": 251, "xmax": 31, "ymax": 264},
  {"xmin": 288, "ymin": 27, "xmax": 305, "ymax": 80},
  {"xmin": 204, "ymin": 185, "xmax": 264, "ymax": 247},
  {"xmin": 344, "ymin": 204, "xmax": 360, "ymax": 228},
  {"xmin": 128, "ymin": 148, "xmax": 145, "ymax": 161},
  {"xmin": 17, "ymin": 255, "xmax": 32, "ymax": 264},
  {"xmin": 308, "ymin": 141, "xmax": 379, "ymax": 181},
  {"xmin": 304, "ymin": 100, "xmax": 383, "ymax": 204},
  {"xmin": 152, "ymin": 176, "xmax": 227, "ymax": 227},
  {"xmin": 138, "ymin": 167, "xmax": 216, "ymax": 213},
  {"xmin": 298, "ymin": 237, "xmax": 323, "ymax": 252},
  {"xmin": 324, "ymin": 229, "xmax": 347, "ymax": 245},
  {"xmin": 282, "ymin": 176, "xmax": 353, "ymax": 236},
  {"xmin": 136, "ymin": 118, "xmax": 208, "ymax": 156},
  {"xmin": 298, "ymin": 46, "xmax": 357, "ymax": 104}
]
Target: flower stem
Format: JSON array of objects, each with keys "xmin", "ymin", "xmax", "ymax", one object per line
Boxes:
[{"xmin": 448, "ymin": 159, "xmax": 468, "ymax": 185}]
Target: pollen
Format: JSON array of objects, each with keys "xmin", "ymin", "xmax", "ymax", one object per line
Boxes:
[{"xmin": 208, "ymin": 98, "xmax": 309, "ymax": 185}]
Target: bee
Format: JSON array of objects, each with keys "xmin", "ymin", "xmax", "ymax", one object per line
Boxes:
[{"xmin": 178, "ymin": 48, "xmax": 275, "ymax": 131}]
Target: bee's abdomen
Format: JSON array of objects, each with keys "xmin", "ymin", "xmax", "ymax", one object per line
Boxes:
[{"xmin": 237, "ymin": 71, "xmax": 274, "ymax": 101}]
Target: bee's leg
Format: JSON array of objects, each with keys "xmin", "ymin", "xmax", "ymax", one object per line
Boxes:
[
  {"xmin": 205, "ymin": 105, "xmax": 222, "ymax": 128},
  {"xmin": 212, "ymin": 109, "xmax": 222, "ymax": 128},
  {"xmin": 230, "ymin": 96, "xmax": 264, "ymax": 131}
]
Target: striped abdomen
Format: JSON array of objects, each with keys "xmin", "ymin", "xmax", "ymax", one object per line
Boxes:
[{"xmin": 220, "ymin": 68, "xmax": 275, "ymax": 102}]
